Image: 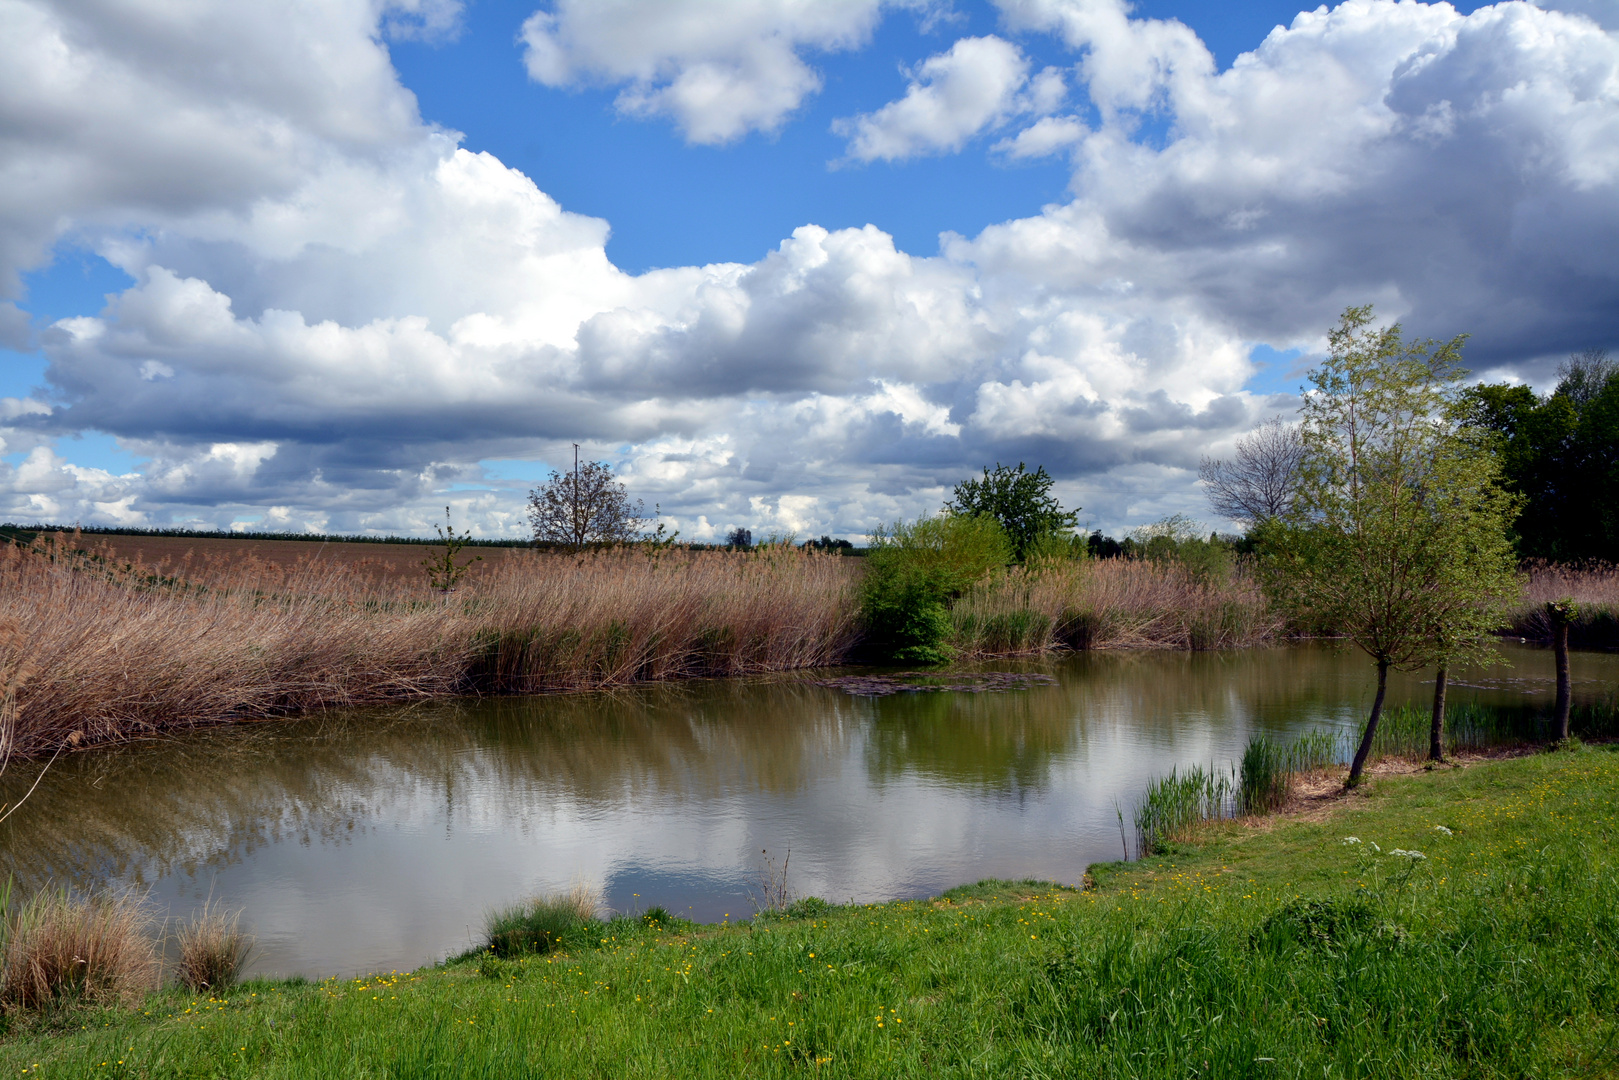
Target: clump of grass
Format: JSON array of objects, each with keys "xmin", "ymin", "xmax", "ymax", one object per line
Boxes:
[
  {"xmin": 0, "ymin": 890, "xmax": 158, "ymax": 1011},
  {"xmin": 172, "ymin": 902, "xmax": 253, "ymax": 992},
  {"xmin": 1239, "ymin": 731, "xmax": 1343, "ymax": 814},
  {"xmin": 485, "ymin": 883, "xmax": 601, "ymax": 958},
  {"xmin": 1369, "ymin": 703, "xmax": 1537, "ymax": 762},
  {"xmin": 1132, "ymin": 764, "xmax": 1234, "ymax": 856},
  {"xmin": 1238, "ymin": 736, "xmax": 1288, "ymax": 815}
]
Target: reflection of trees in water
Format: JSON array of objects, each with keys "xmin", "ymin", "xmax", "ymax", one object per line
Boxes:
[
  {"xmin": 0, "ymin": 645, "xmax": 1601, "ymax": 892},
  {"xmin": 0, "ymin": 681, "xmax": 868, "ymax": 892}
]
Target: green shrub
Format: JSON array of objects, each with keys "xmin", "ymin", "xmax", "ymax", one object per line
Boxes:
[
  {"xmin": 485, "ymin": 886, "xmax": 601, "ymax": 958},
  {"xmin": 783, "ymin": 897, "xmax": 834, "ymax": 920},
  {"xmin": 859, "ymin": 514, "xmax": 1012, "ymax": 663}
]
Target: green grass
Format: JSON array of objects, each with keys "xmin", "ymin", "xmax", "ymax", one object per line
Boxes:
[{"xmin": 6, "ymin": 747, "xmax": 1619, "ymax": 1076}]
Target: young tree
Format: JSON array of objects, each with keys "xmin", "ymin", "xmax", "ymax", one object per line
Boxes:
[
  {"xmin": 527, "ymin": 447, "xmax": 646, "ymax": 551},
  {"xmin": 1199, "ymin": 416, "xmax": 1304, "ymax": 527},
  {"xmin": 1258, "ymin": 306, "xmax": 1521, "ymax": 785},
  {"xmin": 860, "ymin": 514, "xmax": 1012, "ymax": 664},
  {"xmin": 945, "ymin": 462, "xmax": 1077, "ymax": 561},
  {"xmin": 1545, "ymin": 597, "xmax": 1578, "ymax": 741},
  {"xmin": 421, "ymin": 506, "xmax": 482, "ymax": 596}
]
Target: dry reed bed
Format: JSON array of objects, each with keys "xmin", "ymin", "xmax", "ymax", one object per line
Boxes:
[
  {"xmin": 952, "ymin": 558, "xmax": 1279, "ymax": 656},
  {"xmin": 1509, "ymin": 561, "xmax": 1619, "ymax": 646},
  {"xmin": 0, "ymin": 540, "xmax": 860, "ymax": 756}
]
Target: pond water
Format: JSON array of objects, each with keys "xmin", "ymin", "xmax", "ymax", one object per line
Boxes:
[{"xmin": 2, "ymin": 643, "xmax": 1614, "ymax": 979}]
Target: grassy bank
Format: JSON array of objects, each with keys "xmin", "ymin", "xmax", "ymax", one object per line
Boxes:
[{"xmin": 4, "ymin": 746, "xmax": 1616, "ymax": 1077}]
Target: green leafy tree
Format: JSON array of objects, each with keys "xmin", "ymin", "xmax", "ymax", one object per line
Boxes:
[
  {"xmin": 860, "ymin": 514, "xmax": 1012, "ymax": 664},
  {"xmin": 946, "ymin": 463, "xmax": 1077, "ymax": 561},
  {"xmin": 1258, "ymin": 306, "xmax": 1521, "ymax": 785},
  {"xmin": 1461, "ymin": 349, "xmax": 1619, "ymax": 561}
]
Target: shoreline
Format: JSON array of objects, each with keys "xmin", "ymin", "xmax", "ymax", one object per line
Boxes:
[{"xmin": 4, "ymin": 745, "xmax": 1614, "ymax": 1075}]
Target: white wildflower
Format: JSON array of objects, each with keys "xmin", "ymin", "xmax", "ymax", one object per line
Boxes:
[
  {"xmin": 1341, "ymin": 837, "xmax": 1361, "ymax": 845},
  {"xmin": 1388, "ymin": 849, "xmax": 1426, "ymax": 860},
  {"xmin": 1370, "ymin": 841, "xmax": 1381, "ymax": 853},
  {"xmin": 1432, "ymin": 825, "xmax": 1453, "ymax": 835}
]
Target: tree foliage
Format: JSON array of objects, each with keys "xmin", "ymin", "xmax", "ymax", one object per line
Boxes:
[
  {"xmin": 859, "ymin": 514, "xmax": 1013, "ymax": 664},
  {"xmin": 527, "ymin": 459, "xmax": 647, "ymax": 551},
  {"xmin": 945, "ymin": 463, "xmax": 1077, "ymax": 561},
  {"xmin": 1199, "ymin": 416, "xmax": 1304, "ymax": 527},
  {"xmin": 1460, "ymin": 348, "xmax": 1619, "ymax": 561},
  {"xmin": 1258, "ymin": 306, "xmax": 1521, "ymax": 785}
]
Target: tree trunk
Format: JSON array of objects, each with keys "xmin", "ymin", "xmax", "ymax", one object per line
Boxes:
[
  {"xmin": 1554, "ymin": 618, "xmax": 1572, "ymax": 741},
  {"xmin": 1348, "ymin": 658, "xmax": 1389, "ymax": 787},
  {"xmin": 1429, "ymin": 666, "xmax": 1448, "ymax": 763}
]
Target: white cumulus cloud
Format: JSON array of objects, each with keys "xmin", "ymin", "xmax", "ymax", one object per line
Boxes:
[
  {"xmin": 0, "ymin": 0, "xmax": 1615, "ymax": 541},
  {"xmin": 520, "ymin": 0, "xmax": 925, "ymax": 145},
  {"xmin": 833, "ymin": 35, "xmax": 1044, "ymax": 162}
]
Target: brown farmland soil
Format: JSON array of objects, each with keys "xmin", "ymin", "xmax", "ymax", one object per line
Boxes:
[{"xmin": 66, "ymin": 533, "xmax": 462, "ymax": 578}]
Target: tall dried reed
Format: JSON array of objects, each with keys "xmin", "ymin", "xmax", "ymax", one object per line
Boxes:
[
  {"xmin": 952, "ymin": 558, "xmax": 1278, "ymax": 656},
  {"xmin": 1510, "ymin": 561, "xmax": 1619, "ymax": 646},
  {"xmin": 0, "ymin": 537, "xmax": 859, "ymax": 755},
  {"xmin": 173, "ymin": 901, "xmax": 253, "ymax": 992},
  {"xmin": 1, "ymin": 889, "xmax": 158, "ymax": 1010}
]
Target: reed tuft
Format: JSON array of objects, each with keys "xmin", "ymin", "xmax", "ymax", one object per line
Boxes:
[
  {"xmin": 1, "ymin": 889, "xmax": 158, "ymax": 1011},
  {"xmin": 173, "ymin": 901, "xmax": 253, "ymax": 992}
]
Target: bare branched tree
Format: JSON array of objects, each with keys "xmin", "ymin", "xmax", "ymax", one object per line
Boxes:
[
  {"xmin": 1555, "ymin": 347, "xmax": 1614, "ymax": 407},
  {"xmin": 527, "ymin": 446, "xmax": 646, "ymax": 551},
  {"xmin": 1198, "ymin": 416, "xmax": 1304, "ymax": 527}
]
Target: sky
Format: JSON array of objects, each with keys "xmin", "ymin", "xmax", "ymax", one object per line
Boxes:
[{"xmin": 1, "ymin": 0, "xmax": 1616, "ymax": 541}]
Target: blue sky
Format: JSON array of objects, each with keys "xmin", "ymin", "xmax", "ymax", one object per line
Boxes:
[{"xmin": 0, "ymin": 0, "xmax": 1610, "ymax": 537}]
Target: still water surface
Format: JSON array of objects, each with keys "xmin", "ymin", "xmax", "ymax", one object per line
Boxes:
[{"xmin": 2, "ymin": 643, "xmax": 1614, "ymax": 978}]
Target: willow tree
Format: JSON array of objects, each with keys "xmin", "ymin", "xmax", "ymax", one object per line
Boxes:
[{"xmin": 1258, "ymin": 306, "xmax": 1521, "ymax": 785}]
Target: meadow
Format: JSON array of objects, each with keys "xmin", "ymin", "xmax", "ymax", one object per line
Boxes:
[{"xmin": 2, "ymin": 742, "xmax": 1615, "ymax": 1076}]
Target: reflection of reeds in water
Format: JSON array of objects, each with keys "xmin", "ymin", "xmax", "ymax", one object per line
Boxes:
[{"xmin": 953, "ymin": 559, "xmax": 1278, "ymax": 657}]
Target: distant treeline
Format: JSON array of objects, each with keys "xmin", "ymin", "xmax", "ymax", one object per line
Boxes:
[
  {"xmin": 0, "ymin": 522, "xmax": 860, "ymax": 554},
  {"xmin": 0, "ymin": 523, "xmax": 536, "ymax": 549}
]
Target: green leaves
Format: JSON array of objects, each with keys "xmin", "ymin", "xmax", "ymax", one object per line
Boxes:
[
  {"xmin": 1263, "ymin": 305, "xmax": 1520, "ymax": 673},
  {"xmin": 859, "ymin": 514, "xmax": 1013, "ymax": 664},
  {"xmin": 946, "ymin": 463, "xmax": 1077, "ymax": 562}
]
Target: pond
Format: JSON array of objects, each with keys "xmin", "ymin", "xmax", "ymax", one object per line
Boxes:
[{"xmin": 2, "ymin": 642, "xmax": 1614, "ymax": 979}]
